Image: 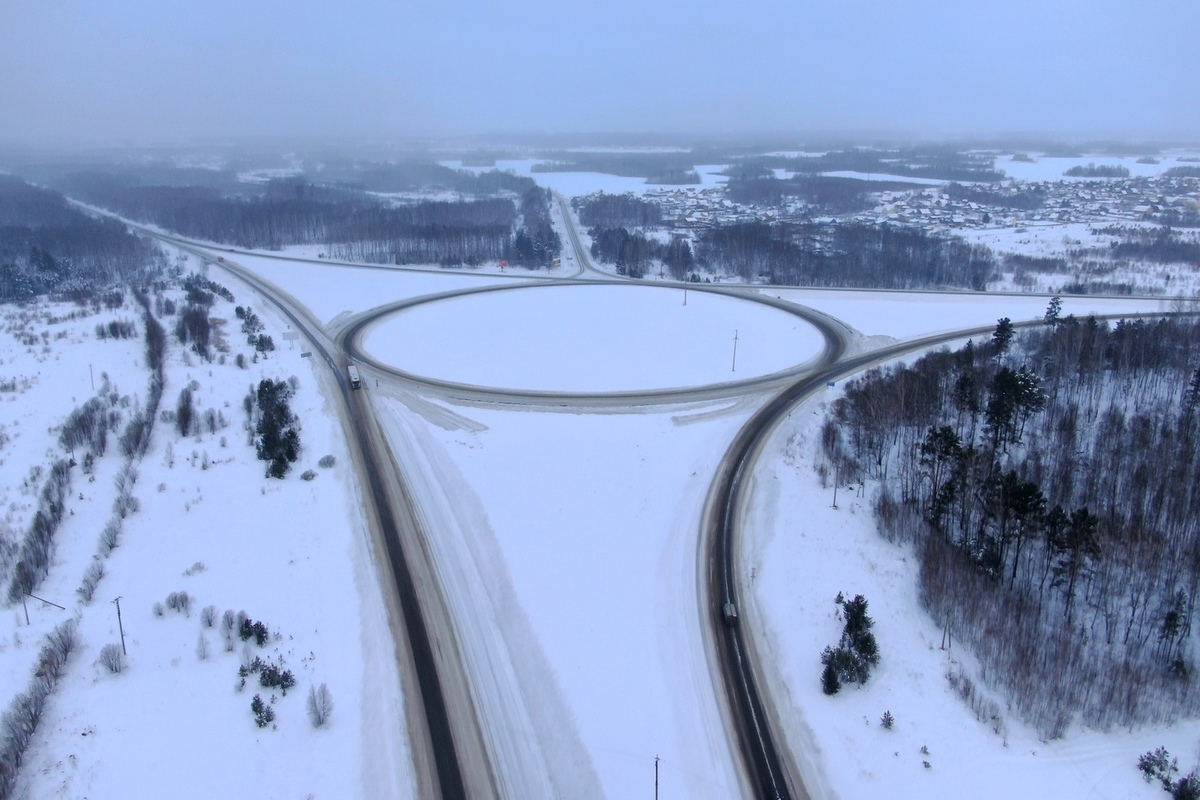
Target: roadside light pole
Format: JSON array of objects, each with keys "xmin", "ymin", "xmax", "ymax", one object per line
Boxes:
[{"xmin": 732, "ymin": 330, "xmax": 739, "ymax": 372}]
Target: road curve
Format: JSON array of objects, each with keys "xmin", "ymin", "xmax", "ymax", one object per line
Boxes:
[
  {"xmin": 341, "ymin": 280, "xmax": 851, "ymax": 409},
  {"xmin": 79, "ymin": 212, "xmax": 495, "ymax": 800},
  {"xmin": 703, "ymin": 310, "xmax": 1198, "ymax": 799}
]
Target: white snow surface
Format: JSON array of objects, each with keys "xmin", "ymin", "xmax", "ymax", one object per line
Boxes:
[
  {"xmin": 8, "ymin": 243, "xmax": 1186, "ymax": 798},
  {"xmin": 0, "ymin": 279, "xmax": 413, "ymax": 799},
  {"xmin": 372, "ymin": 389, "xmax": 758, "ymax": 798},
  {"xmin": 994, "ymin": 151, "xmax": 1200, "ymax": 182},
  {"xmin": 362, "ymin": 284, "xmax": 824, "ymax": 392},
  {"xmin": 439, "ymin": 159, "xmax": 730, "ymax": 195}
]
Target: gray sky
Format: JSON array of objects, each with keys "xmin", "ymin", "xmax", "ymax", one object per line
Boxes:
[{"xmin": 2, "ymin": 0, "xmax": 1197, "ymax": 146}]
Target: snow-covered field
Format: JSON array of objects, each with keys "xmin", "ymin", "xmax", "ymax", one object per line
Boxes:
[
  {"xmin": 3, "ymin": 241, "xmax": 1188, "ymax": 799},
  {"xmin": 993, "ymin": 151, "xmax": 1200, "ymax": 182},
  {"xmin": 0, "ymin": 270, "xmax": 413, "ymax": 799},
  {"xmin": 362, "ymin": 284, "xmax": 824, "ymax": 392}
]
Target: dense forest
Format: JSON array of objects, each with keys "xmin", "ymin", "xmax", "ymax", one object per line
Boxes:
[
  {"xmin": 573, "ymin": 193, "xmax": 662, "ymax": 228},
  {"xmin": 1064, "ymin": 163, "xmax": 1131, "ymax": 178},
  {"xmin": 821, "ymin": 313, "xmax": 1200, "ymax": 737},
  {"xmin": 943, "ymin": 182, "xmax": 1048, "ymax": 211},
  {"xmin": 53, "ymin": 170, "xmax": 560, "ymax": 268},
  {"xmin": 0, "ymin": 176, "xmax": 160, "ymax": 302},
  {"xmin": 586, "ymin": 227, "xmax": 693, "ymax": 279},
  {"xmin": 695, "ymin": 222, "xmax": 995, "ymax": 289},
  {"xmin": 724, "ymin": 175, "xmax": 889, "ymax": 214},
  {"xmin": 531, "ymin": 151, "xmax": 703, "ymax": 184}
]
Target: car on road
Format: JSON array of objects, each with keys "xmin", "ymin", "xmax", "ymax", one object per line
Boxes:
[{"xmin": 723, "ymin": 601, "xmax": 738, "ymax": 626}]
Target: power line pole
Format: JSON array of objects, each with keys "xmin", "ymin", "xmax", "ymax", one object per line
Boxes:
[
  {"xmin": 113, "ymin": 596, "xmax": 127, "ymax": 656},
  {"xmin": 655, "ymin": 755, "xmax": 660, "ymax": 800},
  {"xmin": 731, "ymin": 330, "xmax": 739, "ymax": 372}
]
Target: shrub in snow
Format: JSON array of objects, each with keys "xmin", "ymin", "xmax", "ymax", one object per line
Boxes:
[
  {"xmin": 152, "ymin": 602, "xmax": 165, "ymax": 617},
  {"xmin": 165, "ymin": 591, "xmax": 192, "ymax": 616},
  {"xmin": 820, "ymin": 593, "xmax": 880, "ymax": 689},
  {"xmin": 222, "ymin": 609, "xmax": 237, "ymax": 633},
  {"xmin": 98, "ymin": 643, "xmax": 125, "ymax": 674},
  {"xmin": 1140, "ymin": 747, "xmax": 1179, "ymax": 788},
  {"xmin": 821, "ymin": 663, "xmax": 840, "ymax": 696},
  {"xmin": 307, "ymin": 683, "xmax": 334, "ymax": 728},
  {"xmin": 196, "ymin": 634, "xmax": 210, "ymax": 661},
  {"xmin": 0, "ymin": 620, "xmax": 77, "ymax": 799},
  {"xmin": 259, "ymin": 663, "xmax": 296, "ymax": 695},
  {"xmin": 250, "ymin": 695, "xmax": 275, "ymax": 728},
  {"xmin": 77, "ymin": 559, "xmax": 105, "ymax": 603},
  {"xmin": 318, "ymin": 454, "xmax": 336, "ymax": 469},
  {"xmin": 200, "ymin": 605, "xmax": 217, "ymax": 628},
  {"xmin": 301, "ymin": 469, "xmax": 316, "ymax": 481},
  {"xmin": 98, "ymin": 518, "xmax": 121, "ymax": 556},
  {"xmin": 239, "ymin": 617, "xmax": 269, "ymax": 646},
  {"xmin": 880, "ymin": 710, "xmax": 894, "ymax": 730}
]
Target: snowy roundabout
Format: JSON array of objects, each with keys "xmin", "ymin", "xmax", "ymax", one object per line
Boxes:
[{"xmin": 349, "ymin": 282, "xmax": 836, "ymax": 402}]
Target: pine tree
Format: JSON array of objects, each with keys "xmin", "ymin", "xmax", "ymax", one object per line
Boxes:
[{"xmin": 821, "ymin": 662, "xmax": 841, "ymax": 695}]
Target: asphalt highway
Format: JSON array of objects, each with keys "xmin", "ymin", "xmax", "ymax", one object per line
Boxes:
[{"xmin": 71, "ymin": 197, "xmax": 1189, "ymax": 799}]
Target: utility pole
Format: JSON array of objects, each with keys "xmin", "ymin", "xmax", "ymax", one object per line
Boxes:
[
  {"xmin": 89, "ymin": 363, "xmax": 94, "ymax": 391},
  {"xmin": 113, "ymin": 596, "xmax": 127, "ymax": 655},
  {"xmin": 731, "ymin": 330, "xmax": 739, "ymax": 372},
  {"xmin": 683, "ymin": 286, "xmax": 687, "ymax": 306},
  {"xmin": 831, "ymin": 461, "xmax": 839, "ymax": 509},
  {"xmin": 655, "ymin": 755, "xmax": 660, "ymax": 800}
]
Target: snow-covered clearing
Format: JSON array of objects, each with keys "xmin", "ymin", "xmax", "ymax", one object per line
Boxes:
[
  {"xmin": 439, "ymin": 159, "xmax": 730, "ymax": 195},
  {"xmin": 993, "ymin": 152, "xmax": 1200, "ymax": 182},
  {"xmin": 363, "ymin": 284, "xmax": 824, "ymax": 392},
  {"xmin": 372, "ymin": 388, "xmax": 757, "ymax": 797},
  {"xmin": 0, "ymin": 273, "xmax": 412, "ymax": 799}
]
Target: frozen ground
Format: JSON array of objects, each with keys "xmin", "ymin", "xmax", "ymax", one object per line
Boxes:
[
  {"xmin": 362, "ymin": 284, "xmax": 824, "ymax": 392},
  {"xmin": 0, "ymin": 274, "xmax": 412, "ymax": 799},
  {"xmin": 439, "ymin": 159, "xmax": 730, "ymax": 195},
  {"xmin": 993, "ymin": 151, "xmax": 1200, "ymax": 182}
]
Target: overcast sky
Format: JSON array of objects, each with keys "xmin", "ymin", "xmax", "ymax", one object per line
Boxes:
[{"xmin": 2, "ymin": 0, "xmax": 1197, "ymax": 146}]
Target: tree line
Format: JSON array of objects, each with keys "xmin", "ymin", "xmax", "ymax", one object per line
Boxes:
[
  {"xmin": 694, "ymin": 221, "xmax": 995, "ymax": 289},
  {"xmin": 587, "ymin": 227, "xmax": 693, "ymax": 279},
  {"xmin": 56, "ymin": 171, "xmax": 560, "ymax": 269},
  {"xmin": 573, "ymin": 192, "xmax": 662, "ymax": 228},
  {"xmin": 0, "ymin": 176, "xmax": 159, "ymax": 302},
  {"xmin": 822, "ymin": 312, "xmax": 1200, "ymax": 737}
]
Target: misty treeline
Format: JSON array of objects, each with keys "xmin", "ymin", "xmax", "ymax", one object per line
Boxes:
[
  {"xmin": 943, "ymin": 182, "xmax": 1048, "ymax": 211},
  {"xmin": 0, "ymin": 176, "xmax": 160, "ymax": 302},
  {"xmin": 532, "ymin": 151, "xmax": 701, "ymax": 184},
  {"xmin": 724, "ymin": 175, "xmax": 901, "ymax": 214},
  {"xmin": 587, "ymin": 228, "xmax": 694, "ymax": 279},
  {"xmin": 573, "ymin": 193, "xmax": 662, "ymax": 228},
  {"xmin": 729, "ymin": 146, "xmax": 1005, "ymax": 183},
  {"xmin": 821, "ymin": 313, "xmax": 1200, "ymax": 737},
  {"xmin": 694, "ymin": 222, "xmax": 994, "ymax": 289},
  {"xmin": 1096, "ymin": 225, "xmax": 1200, "ymax": 266},
  {"xmin": 57, "ymin": 171, "xmax": 560, "ymax": 268}
]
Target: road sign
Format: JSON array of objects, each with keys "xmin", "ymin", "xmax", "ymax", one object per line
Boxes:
[{"xmin": 301, "ymin": 351, "xmax": 312, "ymax": 358}]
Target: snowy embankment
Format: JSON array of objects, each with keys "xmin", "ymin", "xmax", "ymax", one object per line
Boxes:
[{"xmin": 0, "ymin": 262, "xmax": 412, "ymax": 799}]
